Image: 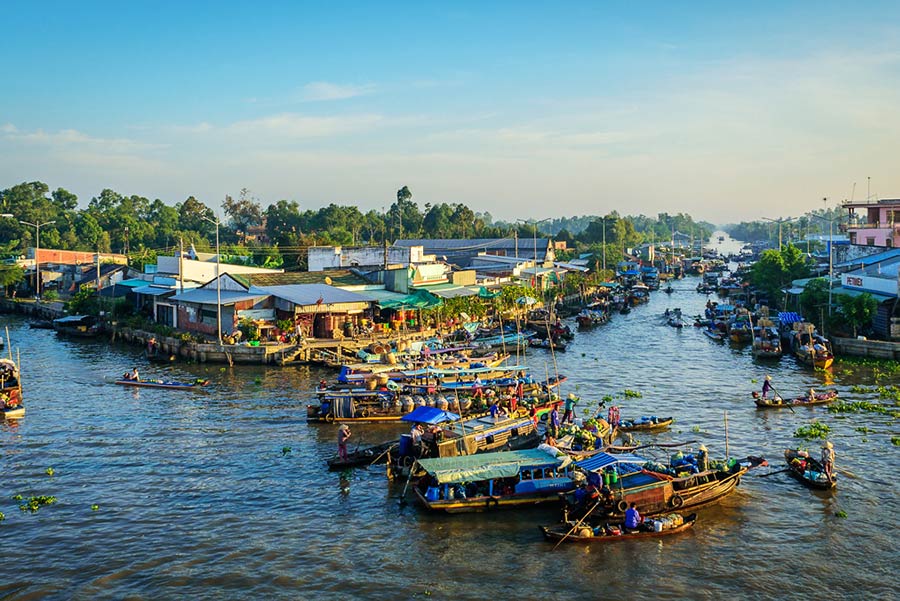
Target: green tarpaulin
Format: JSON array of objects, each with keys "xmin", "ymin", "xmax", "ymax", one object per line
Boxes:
[
  {"xmin": 374, "ymin": 289, "xmax": 443, "ymax": 310},
  {"xmin": 478, "ymin": 286, "xmax": 501, "ymax": 299},
  {"xmin": 416, "ymin": 449, "xmax": 564, "ymax": 484}
]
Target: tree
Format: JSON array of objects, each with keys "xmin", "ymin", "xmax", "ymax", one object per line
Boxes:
[
  {"xmin": 838, "ymin": 293, "xmax": 878, "ymax": 337},
  {"xmin": 799, "ymin": 278, "xmax": 830, "ymax": 318},
  {"xmin": 0, "ymin": 264, "xmax": 24, "ymax": 295},
  {"xmin": 178, "ymin": 196, "xmax": 215, "ymax": 238},
  {"xmin": 750, "ymin": 249, "xmax": 787, "ymax": 307},
  {"xmin": 223, "ymin": 188, "xmax": 263, "ymax": 244}
]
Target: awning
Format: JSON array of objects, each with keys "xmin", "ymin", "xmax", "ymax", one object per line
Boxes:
[
  {"xmin": 575, "ymin": 452, "xmax": 648, "ymax": 472},
  {"xmin": 375, "ymin": 289, "xmax": 442, "ymax": 309},
  {"xmin": 400, "ymin": 406, "xmax": 461, "ymax": 425},
  {"xmin": 833, "ymin": 287, "xmax": 895, "ymax": 303},
  {"xmin": 132, "ymin": 285, "xmax": 178, "ymax": 297},
  {"xmin": 416, "ymin": 449, "xmax": 564, "ymax": 484}
]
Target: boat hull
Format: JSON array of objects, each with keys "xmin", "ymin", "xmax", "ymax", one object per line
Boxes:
[
  {"xmin": 540, "ymin": 513, "xmax": 697, "ymax": 543},
  {"xmin": 114, "ymin": 380, "xmax": 207, "ymax": 391}
]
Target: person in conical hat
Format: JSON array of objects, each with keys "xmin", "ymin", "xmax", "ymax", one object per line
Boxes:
[
  {"xmin": 697, "ymin": 444, "xmax": 709, "ymax": 471},
  {"xmin": 337, "ymin": 424, "xmax": 352, "ymax": 461},
  {"xmin": 821, "ymin": 441, "xmax": 835, "ymax": 480},
  {"xmin": 807, "ymin": 388, "xmax": 817, "ymax": 402},
  {"xmin": 761, "ymin": 375, "xmax": 773, "ymax": 399}
]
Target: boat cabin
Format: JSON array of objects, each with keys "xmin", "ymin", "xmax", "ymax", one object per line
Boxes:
[{"xmin": 413, "ymin": 448, "xmax": 575, "ymax": 512}]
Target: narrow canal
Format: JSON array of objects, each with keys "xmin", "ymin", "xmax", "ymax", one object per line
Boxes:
[{"xmin": 1, "ymin": 234, "xmax": 897, "ymax": 600}]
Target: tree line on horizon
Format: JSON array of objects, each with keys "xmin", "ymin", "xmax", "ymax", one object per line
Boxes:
[{"xmin": 0, "ymin": 181, "xmax": 714, "ymax": 270}]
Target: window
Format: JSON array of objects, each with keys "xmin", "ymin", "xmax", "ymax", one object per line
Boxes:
[
  {"xmin": 520, "ymin": 470, "xmax": 531, "ymax": 480},
  {"xmin": 888, "ymin": 239, "xmax": 894, "ymax": 248},
  {"xmin": 867, "ymin": 237, "xmax": 876, "ymax": 246}
]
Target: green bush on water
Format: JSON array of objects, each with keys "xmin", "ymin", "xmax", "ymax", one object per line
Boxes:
[
  {"xmin": 892, "ymin": 437, "xmax": 900, "ymax": 446},
  {"xmin": 794, "ymin": 421, "xmax": 832, "ymax": 441},
  {"xmin": 836, "ymin": 510, "xmax": 848, "ymax": 518},
  {"xmin": 19, "ymin": 495, "xmax": 57, "ymax": 514},
  {"xmin": 622, "ymin": 389, "xmax": 643, "ymax": 398},
  {"xmin": 0, "ymin": 511, "xmax": 5, "ymax": 522},
  {"xmin": 827, "ymin": 401, "xmax": 899, "ymax": 417}
]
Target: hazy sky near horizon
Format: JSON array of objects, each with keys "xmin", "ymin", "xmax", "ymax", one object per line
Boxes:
[{"xmin": 2, "ymin": 2, "xmax": 899, "ymax": 224}]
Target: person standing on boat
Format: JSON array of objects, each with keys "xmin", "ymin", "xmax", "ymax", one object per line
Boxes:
[
  {"xmin": 807, "ymin": 388, "xmax": 817, "ymax": 402},
  {"xmin": 697, "ymin": 444, "xmax": 709, "ymax": 472},
  {"xmin": 761, "ymin": 375, "xmax": 773, "ymax": 399},
  {"xmin": 607, "ymin": 405, "xmax": 620, "ymax": 428},
  {"xmin": 130, "ymin": 367, "xmax": 140, "ymax": 382},
  {"xmin": 563, "ymin": 393, "xmax": 578, "ymax": 424},
  {"xmin": 337, "ymin": 424, "xmax": 351, "ymax": 461},
  {"xmin": 821, "ymin": 441, "xmax": 835, "ymax": 480},
  {"xmin": 624, "ymin": 502, "xmax": 644, "ymax": 531},
  {"xmin": 549, "ymin": 404, "xmax": 560, "ymax": 438},
  {"xmin": 473, "ymin": 376, "xmax": 484, "ymax": 400},
  {"xmin": 410, "ymin": 423, "xmax": 424, "ymax": 457}
]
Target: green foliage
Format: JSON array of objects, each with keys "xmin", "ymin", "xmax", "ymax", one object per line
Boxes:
[
  {"xmin": 19, "ymin": 495, "xmax": 57, "ymax": 513},
  {"xmin": 793, "ymin": 421, "xmax": 832, "ymax": 440},
  {"xmin": 66, "ymin": 284, "xmax": 99, "ymax": 314},
  {"xmin": 750, "ymin": 244, "xmax": 810, "ymax": 308},
  {"xmin": 837, "ymin": 292, "xmax": 878, "ymax": 337},
  {"xmin": 0, "ymin": 264, "xmax": 25, "ymax": 291},
  {"xmin": 835, "ymin": 510, "xmax": 848, "ymax": 518},
  {"xmin": 827, "ymin": 400, "xmax": 899, "ymax": 417},
  {"xmin": 42, "ymin": 290, "xmax": 59, "ymax": 301}
]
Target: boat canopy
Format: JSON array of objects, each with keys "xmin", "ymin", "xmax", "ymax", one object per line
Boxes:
[
  {"xmin": 400, "ymin": 406, "xmax": 461, "ymax": 425},
  {"xmin": 575, "ymin": 452, "xmax": 647, "ymax": 472},
  {"xmin": 399, "ymin": 365, "xmax": 527, "ymax": 377},
  {"xmin": 416, "ymin": 448, "xmax": 565, "ymax": 484}
]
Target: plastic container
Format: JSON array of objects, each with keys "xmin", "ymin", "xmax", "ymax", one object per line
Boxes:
[
  {"xmin": 398, "ymin": 434, "xmax": 412, "ymax": 456},
  {"xmin": 425, "ymin": 487, "xmax": 440, "ymax": 501}
]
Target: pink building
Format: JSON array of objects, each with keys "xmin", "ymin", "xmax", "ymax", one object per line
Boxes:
[{"xmin": 844, "ymin": 199, "xmax": 900, "ymax": 247}]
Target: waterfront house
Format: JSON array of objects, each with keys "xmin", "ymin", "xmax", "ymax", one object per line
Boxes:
[
  {"xmin": 170, "ymin": 274, "xmax": 272, "ymax": 340},
  {"xmin": 260, "ymin": 284, "xmax": 376, "ymax": 338},
  {"xmin": 394, "ymin": 238, "xmax": 554, "ymax": 267},
  {"xmin": 843, "ymin": 198, "xmax": 900, "ymax": 247}
]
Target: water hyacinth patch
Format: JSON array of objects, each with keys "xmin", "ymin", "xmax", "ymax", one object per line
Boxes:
[
  {"xmin": 19, "ymin": 495, "xmax": 57, "ymax": 513},
  {"xmin": 827, "ymin": 401, "xmax": 899, "ymax": 417},
  {"xmin": 794, "ymin": 421, "xmax": 832, "ymax": 441}
]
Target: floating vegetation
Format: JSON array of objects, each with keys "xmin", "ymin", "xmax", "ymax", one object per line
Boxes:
[
  {"xmin": 11, "ymin": 494, "xmax": 22, "ymax": 501},
  {"xmin": 827, "ymin": 401, "xmax": 899, "ymax": 417},
  {"xmin": 254, "ymin": 377, "xmax": 263, "ymax": 385},
  {"xmin": 281, "ymin": 446, "xmax": 292, "ymax": 456},
  {"xmin": 849, "ymin": 385, "xmax": 870, "ymax": 393},
  {"xmin": 19, "ymin": 495, "xmax": 57, "ymax": 514},
  {"xmin": 45, "ymin": 467, "xmax": 54, "ymax": 476},
  {"xmin": 0, "ymin": 511, "xmax": 4, "ymax": 522},
  {"xmin": 794, "ymin": 421, "xmax": 832, "ymax": 441},
  {"xmin": 91, "ymin": 504, "xmax": 99, "ymax": 511},
  {"xmin": 892, "ymin": 437, "xmax": 900, "ymax": 447},
  {"xmin": 856, "ymin": 427, "xmax": 873, "ymax": 434},
  {"xmin": 622, "ymin": 389, "xmax": 643, "ymax": 398},
  {"xmin": 835, "ymin": 510, "xmax": 848, "ymax": 518},
  {"xmin": 601, "ymin": 395, "xmax": 614, "ymax": 404}
]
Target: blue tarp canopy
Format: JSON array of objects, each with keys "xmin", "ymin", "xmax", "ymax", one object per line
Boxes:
[
  {"xmin": 575, "ymin": 452, "xmax": 648, "ymax": 472},
  {"xmin": 401, "ymin": 406, "xmax": 461, "ymax": 424},
  {"xmin": 778, "ymin": 312, "xmax": 803, "ymax": 326}
]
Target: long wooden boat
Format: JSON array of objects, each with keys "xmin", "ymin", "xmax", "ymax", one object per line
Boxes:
[
  {"xmin": 540, "ymin": 513, "xmax": 697, "ymax": 543},
  {"xmin": 0, "ymin": 358, "xmax": 24, "ymax": 419},
  {"xmin": 53, "ymin": 315, "xmax": 102, "ymax": 337},
  {"xmin": 114, "ymin": 378, "xmax": 210, "ymax": 390},
  {"xmin": 703, "ymin": 328, "xmax": 726, "ymax": 342},
  {"xmin": 753, "ymin": 390, "xmax": 837, "ymax": 409},
  {"xmin": 569, "ymin": 452, "xmax": 766, "ymax": 519},
  {"xmin": 411, "ymin": 448, "xmax": 577, "ymax": 513},
  {"xmin": 619, "ymin": 417, "xmax": 674, "ymax": 432},
  {"xmin": 784, "ymin": 449, "xmax": 836, "ymax": 490},
  {"xmin": 327, "ymin": 440, "xmax": 397, "ymax": 470}
]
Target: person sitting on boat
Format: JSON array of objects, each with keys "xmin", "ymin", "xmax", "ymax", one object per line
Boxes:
[
  {"xmin": 489, "ymin": 398, "xmax": 502, "ymax": 421},
  {"xmin": 807, "ymin": 388, "xmax": 817, "ymax": 402},
  {"xmin": 337, "ymin": 424, "xmax": 351, "ymax": 461},
  {"xmin": 697, "ymin": 444, "xmax": 709, "ymax": 472},
  {"xmin": 821, "ymin": 441, "xmax": 835, "ymax": 480},
  {"xmin": 410, "ymin": 423, "xmax": 425, "ymax": 457},
  {"xmin": 607, "ymin": 405, "xmax": 621, "ymax": 428},
  {"xmin": 761, "ymin": 375, "xmax": 773, "ymax": 399},
  {"xmin": 624, "ymin": 502, "xmax": 644, "ymax": 531},
  {"xmin": 473, "ymin": 376, "xmax": 484, "ymax": 399}
]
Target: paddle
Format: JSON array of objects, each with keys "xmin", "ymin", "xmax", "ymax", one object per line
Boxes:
[
  {"xmin": 755, "ymin": 468, "xmax": 790, "ymax": 478},
  {"xmin": 836, "ymin": 467, "xmax": 858, "ymax": 479},
  {"xmin": 398, "ymin": 464, "xmax": 415, "ymax": 506},
  {"xmin": 552, "ymin": 499, "xmax": 603, "ymax": 551},
  {"xmin": 369, "ymin": 443, "xmax": 397, "ymax": 467},
  {"xmin": 768, "ymin": 383, "xmax": 794, "ymax": 414}
]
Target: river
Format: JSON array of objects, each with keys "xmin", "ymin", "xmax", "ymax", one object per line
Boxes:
[{"xmin": 1, "ymin": 233, "xmax": 897, "ymax": 600}]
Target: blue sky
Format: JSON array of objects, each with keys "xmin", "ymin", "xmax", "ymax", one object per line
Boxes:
[{"xmin": 2, "ymin": 1, "xmax": 899, "ymax": 222}]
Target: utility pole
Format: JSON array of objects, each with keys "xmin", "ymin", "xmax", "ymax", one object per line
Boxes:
[
  {"xmin": 179, "ymin": 238, "xmax": 185, "ymax": 293},
  {"xmin": 602, "ymin": 216, "xmax": 606, "ymax": 273}
]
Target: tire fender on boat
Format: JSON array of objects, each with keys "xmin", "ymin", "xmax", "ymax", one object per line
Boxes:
[
  {"xmin": 616, "ymin": 500, "xmax": 629, "ymax": 513},
  {"xmin": 325, "ymin": 413, "xmax": 335, "ymax": 423},
  {"xmin": 669, "ymin": 494, "xmax": 684, "ymax": 509},
  {"xmin": 402, "ymin": 455, "xmax": 415, "ymax": 468}
]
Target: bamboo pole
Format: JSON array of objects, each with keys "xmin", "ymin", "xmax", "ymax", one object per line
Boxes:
[
  {"xmin": 552, "ymin": 499, "xmax": 602, "ymax": 550},
  {"xmin": 724, "ymin": 410, "xmax": 730, "ymax": 458}
]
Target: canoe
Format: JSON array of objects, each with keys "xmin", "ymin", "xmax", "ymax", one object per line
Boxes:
[
  {"xmin": 540, "ymin": 513, "xmax": 697, "ymax": 543},
  {"xmin": 754, "ymin": 390, "xmax": 837, "ymax": 409},
  {"xmin": 619, "ymin": 417, "xmax": 674, "ymax": 432},
  {"xmin": 115, "ymin": 379, "xmax": 209, "ymax": 390},
  {"xmin": 327, "ymin": 441, "xmax": 397, "ymax": 470},
  {"xmin": 703, "ymin": 329, "xmax": 726, "ymax": 342},
  {"xmin": 784, "ymin": 449, "xmax": 836, "ymax": 490}
]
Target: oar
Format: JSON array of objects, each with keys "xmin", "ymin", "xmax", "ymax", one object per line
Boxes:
[
  {"xmin": 836, "ymin": 467, "xmax": 858, "ymax": 479},
  {"xmin": 369, "ymin": 444, "xmax": 397, "ymax": 467},
  {"xmin": 755, "ymin": 468, "xmax": 790, "ymax": 478},
  {"xmin": 552, "ymin": 499, "xmax": 603, "ymax": 551},
  {"xmin": 769, "ymin": 384, "xmax": 794, "ymax": 414},
  {"xmin": 398, "ymin": 462, "xmax": 415, "ymax": 506}
]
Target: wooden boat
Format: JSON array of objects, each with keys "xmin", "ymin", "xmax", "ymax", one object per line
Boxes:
[
  {"xmin": 663, "ymin": 285, "xmax": 674, "ymax": 294},
  {"xmin": 753, "ymin": 390, "xmax": 837, "ymax": 409},
  {"xmin": 784, "ymin": 449, "xmax": 836, "ymax": 490},
  {"xmin": 568, "ymin": 452, "xmax": 766, "ymax": 519},
  {"xmin": 529, "ymin": 337, "xmax": 567, "ymax": 352},
  {"xmin": 0, "ymin": 358, "xmax": 23, "ymax": 418},
  {"xmin": 28, "ymin": 319, "xmax": 55, "ymax": 330},
  {"xmin": 115, "ymin": 378, "xmax": 210, "ymax": 390},
  {"xmin": 411, "ymin": 448, "xmax": 577, "ymax": 513},
  {"xmin": 790, "ymin": 323, "xmax": 834, "ymax": 369},
  {"xmin": 703, "ymin": 327, "xmax": 726, "ymax": 342},
  {"xmin": 53, "ymin": 314, "xmax": 102, "ymax": 337},
  {"xmin": 619, "ymin": 417, "xmax": 674, "ymax": 432},
  {"xmin": 540, "ymin": 513, "xmax": 697, "ymax": 543},
  {"xmin": 327, "ymin": 440, "xmax": 397, "ymax": 470}
]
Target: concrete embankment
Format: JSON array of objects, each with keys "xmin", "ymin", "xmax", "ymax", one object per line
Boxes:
[{"xmin": 833, "ymin": 337, "xmax": 900, "ymax": 360}]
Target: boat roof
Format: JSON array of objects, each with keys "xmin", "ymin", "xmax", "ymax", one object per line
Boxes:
[
  {"xmin": 416, "ymin": 448, "xmax": 566, "ymax": 484},
  {"xmin": 575, "ymin": 452, "xmax": 648, "ymax": 472},
  {"xmin": 400, "ymin": 406, "xmax": 461, "ymax": 425}
]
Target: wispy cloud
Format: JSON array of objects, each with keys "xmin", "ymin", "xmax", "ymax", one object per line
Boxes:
[
  {"xmin": 2, "ymin": 125, "xmax": 165, "ymax": 153},
  {"xmin": 226, "ymin": 112, "xmax": 384, "ymax": 138},
  {"xmin": 300, "ymin": 81, "xmax": 375, "ymax": 101}
]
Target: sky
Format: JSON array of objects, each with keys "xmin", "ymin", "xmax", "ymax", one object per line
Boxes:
[{"xmin": 2, "ymin": 1, "xmax": 899, "ymax": 224}]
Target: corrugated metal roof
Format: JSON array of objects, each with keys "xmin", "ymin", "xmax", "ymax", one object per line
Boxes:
[
  {"xmin": 835, "ymin": 248, "xmax": 900, "ymax": 268},
  {"xmin": 834, "ymin": 287, "xmax": 894, "ymax": 302},
  {"xmin": 396, "ymin": 238, "xmax": 548, "ymax": 251},
  {"xmin": 245, "ymin": 270, "xmax": 370, "ymax": 287},
  {"xmin": 260, "ymin": 284, "xmax": 375, "ymax": 306},
  {"xmin": 171, "ymin": 289, "xmax": 269, "ymax": 304},
  {"xmin": 132, "ymin": 285, "xmax": 178, "ymax": 297}
]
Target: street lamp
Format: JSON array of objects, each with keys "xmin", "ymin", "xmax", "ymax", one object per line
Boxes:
[
  {"xmin": 811, "ymin": 204, "xmax": 843, "ymax": 318},
  {"xmin": 19, "ymin": 219, "xmax": 56, "ymax": 300},
  {"xmin": 202, "ymin": 215, "xmax": 223, "ymax": 346},
  {"xmin": 761, "ymin": 216, "xmax": 796, "ymax": 251},
  {"xmin": 517, "ymin": 218, "xmax": 551, "ymax": 286}
]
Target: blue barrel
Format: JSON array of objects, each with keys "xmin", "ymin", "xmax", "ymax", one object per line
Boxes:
[{"xmin": 399, "ymin": 434, "xmax": 412, "ymax": 456}]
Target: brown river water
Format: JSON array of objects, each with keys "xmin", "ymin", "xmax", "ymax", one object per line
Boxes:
[{"xmin": 1, "ymin": 233, "xmax": 897, "ymax": 600}]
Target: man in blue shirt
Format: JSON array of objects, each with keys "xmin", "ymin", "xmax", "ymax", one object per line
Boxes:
[
  {"xmin": 624, "ymin": 502, "xmax": 643, "ymax": 531},
  {"xmin": 549, "ymin": 404, "xmax": 560, "ymax": 437}
]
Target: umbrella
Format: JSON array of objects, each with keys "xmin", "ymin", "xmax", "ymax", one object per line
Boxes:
[{"xmin": 515, "ymin": 296, "xmax": 537, "ymax": 306}]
